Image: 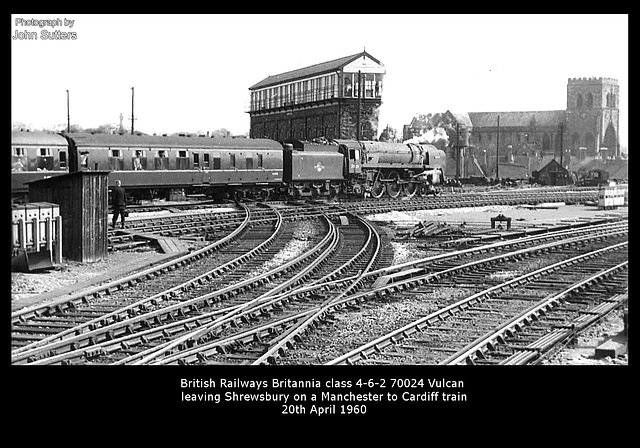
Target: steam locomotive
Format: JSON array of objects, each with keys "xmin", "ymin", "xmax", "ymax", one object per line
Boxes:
[{"xmin": 11, "ymin": 131, "xmax": 446, "ymax": 202}]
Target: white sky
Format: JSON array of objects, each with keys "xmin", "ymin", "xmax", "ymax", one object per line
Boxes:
[{"xmin": 11, "ymin": 14, "xmax": 628, "ymax": 146}]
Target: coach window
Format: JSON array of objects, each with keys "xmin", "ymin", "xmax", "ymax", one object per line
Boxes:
[
  {"xmin": 203, "ymin": 153, "xmax": 210, "ymax": 168},
  {"xmin": 155, "ymin": 149, "xmax": 169, "ymax": 170},
  {"xmin": 213, "ymin": 156, "xmax": 221, "ymax": 170},
  {"xmin": 193, "ymin": 153, "xmax": 200, "ymax": 168},
  {"xmin": 230, "ymin": 154, "xmax": 236, "ymax": 168},
  {"xmin": 133, "ymin": 150, "xmax": 146, "ymax": 170},
  {"xmin": 258, "ymin": 154, "xmax": 263, "ymax": 168},
  {"xmin": 59, "ymin": 151, "xmax": 67, "ymax": 169},
  {"xmin": 246, "ymin": 156, "xmax": 254, "ymax": 170},
  {"xmin": 37, "ymin": 147, "xmax": 53, "ymax": 170},
  {"xmin": 177, "ymin": 149, "xmax": 189, "ymax": 169},
  {"xmin": 12, "ymin": 147, "xmax": 25, "ymax": 171},
  {"xmin": 109, "ymin": 148, "xmax": 124, "ymax": 171}
]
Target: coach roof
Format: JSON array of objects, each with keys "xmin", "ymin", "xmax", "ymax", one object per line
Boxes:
[
  {"xmin": 12, "ymin": 130, "xmax": 68, "ymax": 147},
  {"xmin": 65, "ymin": 133, "xmax": 283, "ymax": 150}
]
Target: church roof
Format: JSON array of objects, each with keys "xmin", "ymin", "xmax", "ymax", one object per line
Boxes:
[{"xmin": 468, "ymin": 110, "xmax": 565, "ymax": 128}]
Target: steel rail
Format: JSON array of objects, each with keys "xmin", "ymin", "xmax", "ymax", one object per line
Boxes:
[
  {"xmin": 251, "ymin": 216, "xmax": 383, "ymax": 365},
  {"xmin": 117, "ymin": 213, "xmax": 340, "ymax": 365},
  {"xmin": 111, "ymin": 221, "xmax": 625, "ymax": 365},
  {"xmin": 20, "ymin": 213, "xmax": 331, "ymax": 365},
  {"xmin": 152, "ymin": 216, "xmax": 382, "ymax": 365},
  {"xmin": 159, "ymin": 222, "xmax": 627, "ymax": 365},
  {"xmin": 11, "ymin": 204, "xmax": 281, "ymax": 363},
  {"xmin": 440, "ymin": 261, "xmax": 628, "ymax": 365},
  {"xmin": 11, "ymin": 203, "xmax": 253, "ymax": 324},
  {"xmin": 325, "ymin": 241, "xmax": 628, "ymax": 365}
]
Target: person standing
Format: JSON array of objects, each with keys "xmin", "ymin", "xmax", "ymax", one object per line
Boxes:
[{"xmin": 111, "ymin": 180, "xmax": 127, "ymax": 229}]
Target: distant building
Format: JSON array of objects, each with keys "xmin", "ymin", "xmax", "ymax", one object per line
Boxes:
[
  {"xmin": 532, "ymin": 159, "xmax": 571, "ymax": 186},
  {"xmin": 403, "ymin": 77, "xmax": 622, "ymax": 179},
  {"xmin": 248, "ymin": 51, "xmax": 385, "ymax": 141}
]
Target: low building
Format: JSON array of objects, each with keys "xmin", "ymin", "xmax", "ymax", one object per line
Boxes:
[{"xmin": 532, "ymin": 159, "xmax": 571, "ymax": 186}]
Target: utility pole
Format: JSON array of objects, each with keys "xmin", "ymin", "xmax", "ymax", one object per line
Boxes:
[
  {"xmin": 496, "ymin": 115, "xmax": 500, "ymax": 181},
  {"xmin": 356, "ymin": 71, "xmax": 362, "ymax": 141},
  {"xmin": 455, "ymin": 122, "xmax": 460, "ymax": 179},
  {"xmin": 131, "ymin": 87, "xmax": 135, "ymax": 134},
  {"xmin": 559, "ymin": 121, "xmax": 564, "ymax": 168},
  {"xmin": 66, "ymin": 90, "xmax": 70, "ymax": 133}
]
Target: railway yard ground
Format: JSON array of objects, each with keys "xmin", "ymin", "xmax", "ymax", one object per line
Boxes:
[{"xmin": 11, "ymin": 197, "xmax": 628, "ymax": 366}]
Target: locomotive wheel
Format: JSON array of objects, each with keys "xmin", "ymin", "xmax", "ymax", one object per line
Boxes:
[
  {"xmin": 404, "ymin": 182, "xmax": 418, "ymax": 198},
  {"xmin": 371, "ymin": 178, "xmax": 385, "ymax": 198},
  {"xmin": 386, "ymin": 172, "xmax": 402, "ymax": 198},
  {"xmin": 418, "ymin": 184, "xmax": 429, "ymax": 198}
]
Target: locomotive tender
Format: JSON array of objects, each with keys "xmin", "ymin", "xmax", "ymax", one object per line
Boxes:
[{"xmin": 11, "ymin": 130, "xmax": 446, "ymax": 202}]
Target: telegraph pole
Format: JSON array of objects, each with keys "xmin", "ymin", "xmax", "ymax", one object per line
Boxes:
[
  {"xmin": 455, "ymin": 122, "xmax": 460, "ymax": 179},
  {"xmin": 496, "ymin": 115, "xmax": 500, "ymax": 181},
  {"xmin": 131, "ymin": 87, "xmax": 135, "ymax": 134},
  {"xmin": 356, "ymin": 71, "xmax": 362, "ymax": 141},
  {"xmin": 559, "ymin": 121, "xmax": 564, "ymax": 168},
  {"xmin": 66, "ymin": 90, "xmax": 70, "ymax": 133}
]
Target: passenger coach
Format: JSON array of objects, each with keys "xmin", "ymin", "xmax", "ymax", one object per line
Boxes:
[
  {"xmin": 64, "ymin": 133, "xmax": 285, "ymax": 200},
  {"xmin": 11, "ymin": 130, "xmax": 70, "ymax": 198}
]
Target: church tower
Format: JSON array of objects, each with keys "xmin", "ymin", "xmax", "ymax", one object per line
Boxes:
[{"xmin": 566, "ymin": 77, "xmax": 620, "ymax": 159}]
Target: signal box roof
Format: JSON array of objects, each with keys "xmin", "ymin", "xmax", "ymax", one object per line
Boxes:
[{"xmin": 249, "ymin": 51, "xmax": 382, "ymax": 90}]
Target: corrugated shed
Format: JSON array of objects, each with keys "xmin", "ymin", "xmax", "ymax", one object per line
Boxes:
[{"xmin": 249, "ymin": 51, "xmax": 381, "ymax": 90}]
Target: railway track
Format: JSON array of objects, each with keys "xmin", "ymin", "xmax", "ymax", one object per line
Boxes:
[
  {"xmin": 268, "ymin": 220, "xmax": 627, "ymax": 365},
  {"xmin": 11, "ymin": 209, "xmax": 392, "ymax": 365},
  {"xmin": 106, "ymin": 186, "xmax": 602, "ymax": 250},
  {"xmin": 11, "ymin": 202, "xmax": 312, "ymax": 362},
  {"xmin": 11, "ymin": 186, "xmax": 624, "ymax": 366}
]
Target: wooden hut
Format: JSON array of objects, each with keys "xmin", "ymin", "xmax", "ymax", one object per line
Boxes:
[
  {"xmin": 27, "ymin": 171, "xmax": 110, "ymax": 262},
  {"xmin": 532, "ymin": 159, "xmax": 571, "ymax": 186}
]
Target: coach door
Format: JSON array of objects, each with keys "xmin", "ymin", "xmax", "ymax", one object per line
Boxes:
[
  {"xmin": 155, "ymin": 149, "xmax": 170, "ymax": 170},
  {"xmin": 108, "ymin": 148, "xmax": 124, "ymax": 171},
  {"xmin": 132, "ymin": 149, "xmax": 147, "ymax": 170}
]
